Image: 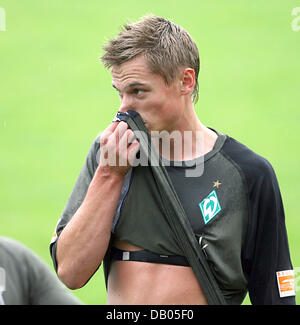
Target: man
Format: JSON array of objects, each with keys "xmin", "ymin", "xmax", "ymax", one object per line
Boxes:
[
  {"xmin": 0, "ymin": 237, "xmax": 82, "ymax": 305},
  {"xmin": 50, "ymin": 15, "xmax": 295, "ymax": 305}
]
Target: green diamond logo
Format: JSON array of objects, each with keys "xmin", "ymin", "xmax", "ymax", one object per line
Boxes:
[{"xmin": 199, "ymin": 190, "xmax": 221, "ymax": 224}]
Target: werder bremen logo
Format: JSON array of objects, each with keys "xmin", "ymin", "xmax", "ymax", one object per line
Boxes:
[{"xmin": 199, "ymin": 190, "xmax": 221, "ymax": 224}]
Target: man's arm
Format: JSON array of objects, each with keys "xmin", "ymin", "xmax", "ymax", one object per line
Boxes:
[
  {"xmin": 56, "ymin": 121, "xmax": 139, "ymax": 289},
  {"xmin": 242, "ymin": 159, "xmax": 296, "ymax": 304},
  {"xmin": 222, "ymin": 137, "xmax": 295, "ymax": 305},
  {"xmin": 56, "ymin": 167, "xmax": 124, "ymax": 289}
]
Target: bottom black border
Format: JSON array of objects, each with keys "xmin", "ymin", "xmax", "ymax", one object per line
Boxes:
[{"xmin": 1, "ymin": 305, "xmax": 299, "ymax": 322}]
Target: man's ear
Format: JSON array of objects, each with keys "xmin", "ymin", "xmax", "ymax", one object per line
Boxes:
[{"xmin": 180, "ymin": 68, "xmax": 196, "ymax": 96}]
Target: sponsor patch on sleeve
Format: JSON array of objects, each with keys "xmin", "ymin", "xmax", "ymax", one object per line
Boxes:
[{"xmin": 276, "ymin": 270, "xmax": 295, "ymax": 298}]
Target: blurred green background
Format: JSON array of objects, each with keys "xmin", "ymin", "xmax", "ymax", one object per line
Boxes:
[{"xmin": 1, "ymin": 0, "xmax": 299, "ymax": 305}]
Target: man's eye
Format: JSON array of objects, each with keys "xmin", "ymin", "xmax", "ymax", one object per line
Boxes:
[{"xmin": 133, "ymin": 89, "xmax": 144, "ymax": 95}]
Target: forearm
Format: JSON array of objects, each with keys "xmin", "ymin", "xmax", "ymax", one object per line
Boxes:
[{"xmin": 56, "ymin": 166, "xmax": 125, "ymax": 289}]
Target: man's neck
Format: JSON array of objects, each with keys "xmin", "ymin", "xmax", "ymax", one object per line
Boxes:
[{"xmin": 152, "ymin": 110, "xmax": 218, "ymax": 162}]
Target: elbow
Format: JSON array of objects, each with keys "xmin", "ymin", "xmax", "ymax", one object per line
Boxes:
[{"xmin": 57, "ymin": 265, "xmax": 86, "ymax": 290}]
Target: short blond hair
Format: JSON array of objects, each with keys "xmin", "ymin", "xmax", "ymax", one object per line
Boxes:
[{"xmin": 100, "ymin": 15, "xmax": 200, "ymax": 103}]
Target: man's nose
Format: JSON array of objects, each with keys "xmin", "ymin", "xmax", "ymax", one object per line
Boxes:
[{"xmin": 119, "ymin": 94, "xmax": 135, "ymax": 113}]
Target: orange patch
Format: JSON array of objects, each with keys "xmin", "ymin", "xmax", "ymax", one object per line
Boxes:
[{"xmin": 276, "ymin": 270, "xmax": 295, "ymax": 297}]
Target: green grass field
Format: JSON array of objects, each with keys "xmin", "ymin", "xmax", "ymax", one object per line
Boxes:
[{"xmin": 1, "ymin": 0, "xmax": 299, "ymax": 305}]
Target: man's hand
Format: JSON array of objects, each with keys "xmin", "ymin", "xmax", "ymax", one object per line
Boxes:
[{"xmin": 100, "ymin": 121, "xmax": 140, "ymax": 175}]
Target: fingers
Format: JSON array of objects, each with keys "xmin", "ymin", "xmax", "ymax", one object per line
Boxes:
[
  {"xmin": 99, "ymin": 121, "xmax": 140, "ymax": 172},
  {"xmin": 127, "ymin": 139, "xmax": 140, "ymax": 166},
  {"xmin": 117, "ymin": 124, "xmax": 135, "ymax": 166},
  {"xmin": 105, "ymin": 121, "xmax": 134, "ymax": 148},
  {"xmin": 100, "ymin": 122, "xmax": 119, "ymax": 146}
]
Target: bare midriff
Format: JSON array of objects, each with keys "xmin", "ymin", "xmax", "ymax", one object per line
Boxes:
[{"xmin": 107, "ymin": 239, "xmax": 208, "ymax": 305}]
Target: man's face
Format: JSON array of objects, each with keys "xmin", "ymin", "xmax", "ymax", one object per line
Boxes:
[{"xmin": 111, "ymin": 55, "xmax": 183, "ymax": 133}]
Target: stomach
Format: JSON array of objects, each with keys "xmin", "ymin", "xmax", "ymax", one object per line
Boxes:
[{"xmin": 106, "ymin": 240, "xmax": 207, "ymax": 305}]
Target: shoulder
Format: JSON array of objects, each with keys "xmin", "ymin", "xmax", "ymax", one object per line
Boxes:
[
  {"xmin": 0, "ymin": 237, "xmax": 30, "ymax": 259},
  {"xmin": 0, "ymin": 236, "xmax": 51, "ymax": 287},
  {"xmin": 83, "ymin": 134, "xmax": 101, "ymax": 174},
  {"xmin": 0, "ymin": 237, "xmax": 46, "ymax": 268},
  {"xmin": 220, "ymin": 135, "xmax": 277, "ymax": 185}
]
